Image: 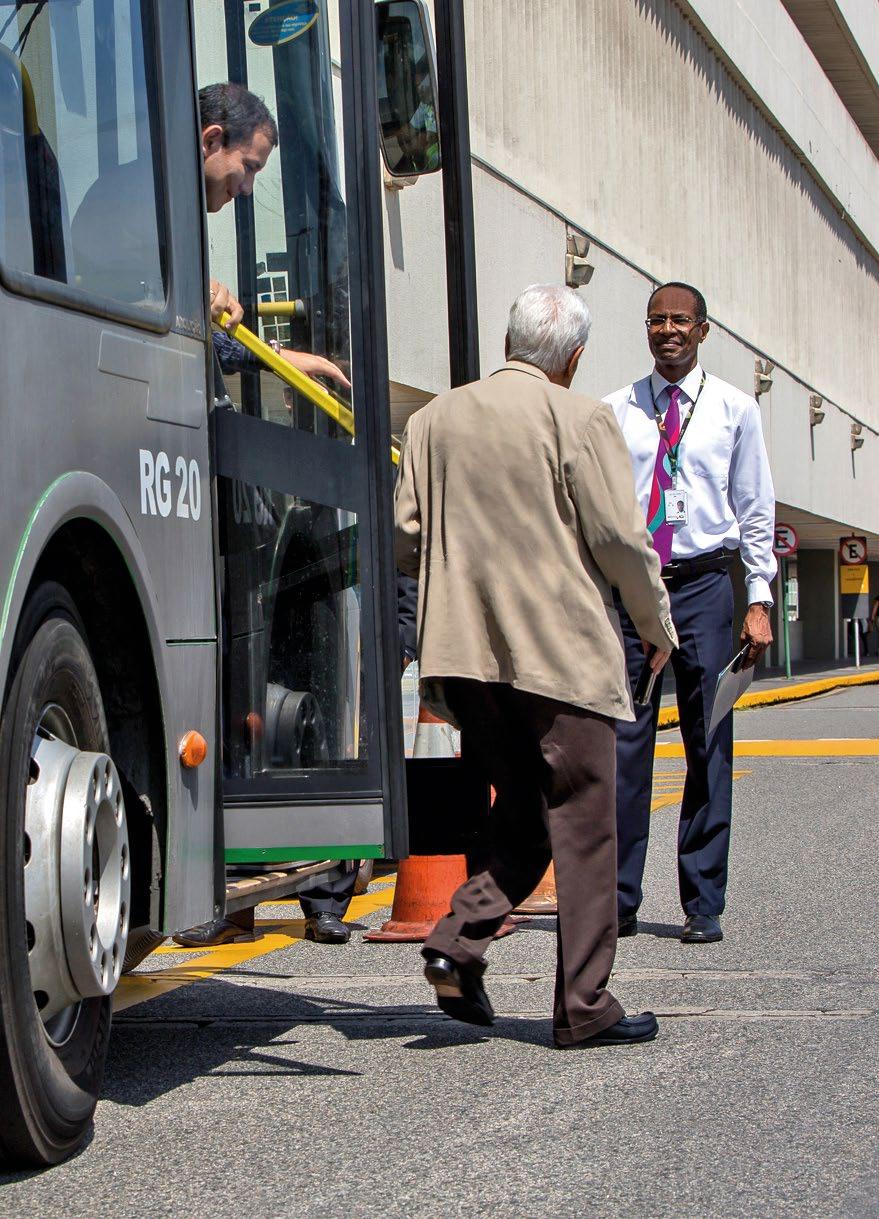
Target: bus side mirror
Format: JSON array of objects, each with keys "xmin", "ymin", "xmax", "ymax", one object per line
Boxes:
[{"xmin": 375, "ymin": 0, "xmax": 441, "ymax": 179}]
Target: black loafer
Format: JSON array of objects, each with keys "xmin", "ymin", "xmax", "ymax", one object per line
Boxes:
[
  {"xmin": 681, "ymin": 914, "xmax": 722, "ymax": 943},
  {"xmin": 172, "ymin": 917, "xmax": 261, "ymax": 947},
  {"xmin": 618, "ymin": 913, "xmax": 638, "ymax": 937},
  {"xmin": 304, "ymin": 912, "xmax": 351, "ymax": 944},
  {"xmin": 423, "ymin": 953, "xmax": 494, "ymax": 1027},
  {"xmin": 559, "ymin": 1011, "xmax": 658, "ymax": 1048}
]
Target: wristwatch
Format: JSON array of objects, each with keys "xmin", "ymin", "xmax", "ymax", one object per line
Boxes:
[{"xmin": 753, "ymin": 601, "xmax": 773, "ymax": 611}]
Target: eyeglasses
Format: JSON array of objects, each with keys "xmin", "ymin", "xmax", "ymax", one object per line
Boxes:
[{"xmin": 645, "ymin": 314, "xmax": 703, "ymax": 332}]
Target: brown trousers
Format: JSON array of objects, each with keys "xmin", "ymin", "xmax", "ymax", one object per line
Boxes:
[{"xmin": 424, "ymin": 678, "xmax": 624, "ymax": 1045}]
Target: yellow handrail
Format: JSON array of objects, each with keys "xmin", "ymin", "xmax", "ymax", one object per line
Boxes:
[
  {"xmin": 256, "ymin": 299, "xmax": 306, "ymax": 319},
  {"xmin": 215, "ymin": 314, "xmax": 399, "ymax": 466}
]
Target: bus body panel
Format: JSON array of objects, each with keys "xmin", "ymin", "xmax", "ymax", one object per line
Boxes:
[
  {"xmin": 223, "ymin": 801, "xmax": 385, "ymax": 866},
  {"xmin": 158, "ymin": 640, "xmax": 218, "ymax": 931},
  {"xmin": 0, "ymin": 451, "xmax": 219, "ymax": 932},
  {"xmin": 0, "ymin": 304, "xmax": 216, "ymax": 645}
]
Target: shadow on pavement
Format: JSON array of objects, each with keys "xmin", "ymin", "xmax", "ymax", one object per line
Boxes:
[
  {"xmin": 634, "ymin": 921, "xmax": 682, "ymax": 939},
  {"xmin": 401, "ymin": 1015, "xmax": 549, "ymax": 1052},
  {"xmin": 105, "ymin": 977, "xmax": 560, "ymax": 1106},
  {"xmin": 494, "ymin": 913, "xmax": 685, "ymax": 940},
  {"xmin": 106, "ymin": 996, "xmax": 361, "ymax": 1105}
]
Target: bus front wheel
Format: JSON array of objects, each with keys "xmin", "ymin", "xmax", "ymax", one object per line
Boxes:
[{"xmin": 0, "ymin": 587, "xmax": 129, "ymax": 1167}]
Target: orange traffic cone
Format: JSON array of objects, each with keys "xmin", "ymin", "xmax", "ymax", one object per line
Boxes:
[
  {"xmin": 513, "ymin": 861, "xmax": 558, "ymax": 915},
  {"xmin": 363, "ymin": 854, "xmax": 468, "ymax": 941},
  {"xmin": 364, "ymin": 701, "xmax": 517, "ymax": 943},
  {"xmin": 364, "ymin": 852, "xmax": 519, "ymax": 942}
]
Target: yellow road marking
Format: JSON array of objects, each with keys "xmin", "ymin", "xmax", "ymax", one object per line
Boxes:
[
  {"xmin": 114, "ymin": 885, "xmax": 398, "ymax": 1012},
  {"xmin": 650, "ymin": 769, "xmax": 749, "ymax": 812},
  {"xmin": 114, "ymin": 933, "xmax": 299, "ymax": 1011},
  {"xmin": 269, "ymin": 876, "xmax": 397, "ymax": 907},
  {"xmin": 656, "ymin": 739, "xmax": 879, "ymax": 758},
  {"xmin": 147, "ymin": 876, "xmax": 398, "ymax": 955},
  {"xmin": 651, "ymin": 792, "xmax": 685, "ymax": 812},
  {"xmin": 657, "ymin": 669, "xmax": 879, "ymax": 729}
]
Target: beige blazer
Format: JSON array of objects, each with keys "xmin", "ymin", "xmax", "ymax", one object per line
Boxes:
[{"xmin": 394, "ymin": 362, "xmax": 677, "ymax": 722}]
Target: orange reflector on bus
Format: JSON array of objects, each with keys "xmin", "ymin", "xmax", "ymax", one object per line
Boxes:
[{"xmin": 179, "ymin": 731, "xmax": 208, "ymax": 769}]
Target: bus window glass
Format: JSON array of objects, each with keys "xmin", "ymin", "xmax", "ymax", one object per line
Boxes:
[
  {"xmin": 0, "ymin": 0, "xmax": 165, "ymax": 308},
  {"xmin": 196, "ymin": 2, "xmax": 381, "ymax": 792},
  {"xmin": 220, "ymin": 477, "xmax": 367, "ymax": 778},
  {"xmin": 202, "ymin": 0, "xmax": 354, "ymax": 441}
]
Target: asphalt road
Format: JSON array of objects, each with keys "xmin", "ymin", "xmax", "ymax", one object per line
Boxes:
[{"xmin": 1, "ymin": 686, "xmax": 877, "ymax": 1217}]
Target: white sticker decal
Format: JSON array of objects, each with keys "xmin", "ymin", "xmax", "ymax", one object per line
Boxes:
[{"xmin": 139, "ymin": 449, "xmax": 202, "ymax": 521}]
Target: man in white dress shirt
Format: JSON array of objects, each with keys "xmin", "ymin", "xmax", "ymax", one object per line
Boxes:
[{"xmin": 605, "ymin": 282, "xmax": 776, "ymax": 943}]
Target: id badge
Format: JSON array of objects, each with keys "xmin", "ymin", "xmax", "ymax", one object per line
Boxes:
[{"xmin": 664, "ymin": 488, "xmax": 688, "ymax": 524}]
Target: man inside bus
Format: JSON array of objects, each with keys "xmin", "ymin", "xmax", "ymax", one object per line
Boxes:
[
  {"xmin": 201, "ymin": 81, "xmax": 350, "ymax": 391},
  {"xmin": 174, "ymin": 83, "xmax": 356, "ymax": 948}
]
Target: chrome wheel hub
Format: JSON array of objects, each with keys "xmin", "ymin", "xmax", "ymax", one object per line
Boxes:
[{"xmin": 24, "ymin": 725, "xmax": 130, "ymax": 1027}]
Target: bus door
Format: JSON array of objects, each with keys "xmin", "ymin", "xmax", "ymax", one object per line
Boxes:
[{"xmin": 194, "ymin": 2, "xmax": 408, "ymax": 868}]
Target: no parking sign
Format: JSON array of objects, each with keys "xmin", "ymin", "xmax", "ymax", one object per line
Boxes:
[
  {"xmin": 773, "ymin": 523, "xmax": 798, "ymax": 557},
  {"xmin": 839, "ymin": 536, "xmax": 869, "ymax": 619}
]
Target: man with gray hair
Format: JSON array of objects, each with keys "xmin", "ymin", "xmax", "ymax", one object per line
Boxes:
[{"xmin": 395, "ymin": 285, "xmax": 678, "ymax": 1047}]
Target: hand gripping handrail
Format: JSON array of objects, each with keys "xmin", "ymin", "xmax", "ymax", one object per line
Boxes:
[{"xmin": 215, "ymin": 313, "xmax": 399, "ymax": 465}]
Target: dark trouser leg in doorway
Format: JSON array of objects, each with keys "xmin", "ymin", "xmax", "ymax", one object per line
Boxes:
[
  {"xmin": 299, "ymin": 864, "xmax": 357, "ymax": 943},
  {"xmin": 299, "ymin": 864, "xmax": 357, "ymax": 918}
]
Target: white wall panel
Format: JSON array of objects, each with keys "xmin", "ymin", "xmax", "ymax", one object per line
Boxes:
[{"xmin": 382, "ymin": 173, "xmax": 449, "ymax": 396}]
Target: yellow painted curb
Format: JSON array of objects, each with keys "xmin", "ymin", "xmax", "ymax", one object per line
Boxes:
[
  {"xmin": 657, "ymin": 668, "xmax": 879, "ymax": 730},
  {"xmin": 655, "ymin": 738, "xmax": 879, "ymax": 758}
]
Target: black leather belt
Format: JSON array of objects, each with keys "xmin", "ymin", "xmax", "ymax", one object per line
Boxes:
[{"xmin": 661, "ymin": 547, "xmax": 736, "ymax": 582}]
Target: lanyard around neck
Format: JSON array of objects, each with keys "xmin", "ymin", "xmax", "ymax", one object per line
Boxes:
[{"xmin": 649, "ymin": 370, "xmax": 707, "ymax": 476}]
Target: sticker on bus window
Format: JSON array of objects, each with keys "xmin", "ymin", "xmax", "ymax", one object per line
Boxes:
[{"xmin": 249, "ymin": 1, "xmax": 318, "ymax": 47}]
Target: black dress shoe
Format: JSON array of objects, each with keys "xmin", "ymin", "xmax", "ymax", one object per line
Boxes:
[
  {"xmin": 423, "ymin": 953, "xmax": 494, "ymax": 1027},
  {"xmin": 304, "ymin": 912, "xmax": 351, "ymax": 944},
  {"xmin": 681, "ymin": 914, "xmax": 722, "ymax": 943},
  {"xmin": 172, "ymin": 917, "xmax": 261, "ymax": 947},
  {"xmin": 618, "ymin": 913, "xmax": 638, "ymax": 937},
  {"xmin": 558, "ymin": 1011, "xmax": 659, "ymax": 1048}
]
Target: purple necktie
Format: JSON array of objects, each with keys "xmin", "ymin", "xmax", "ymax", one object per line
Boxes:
[{"xmin": 646, "ymin": 385, "xmax": 681, "ymax": 567}]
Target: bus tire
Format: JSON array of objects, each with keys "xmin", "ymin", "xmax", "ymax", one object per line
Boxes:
[{"xmin": 0, "ymin": 589, "xmax": 115, "ymax": 1167}]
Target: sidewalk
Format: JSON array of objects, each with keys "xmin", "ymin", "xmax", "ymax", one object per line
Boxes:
[{"xmin": 658, "ymin": 656, "xmax": 879, "ymax": 728}]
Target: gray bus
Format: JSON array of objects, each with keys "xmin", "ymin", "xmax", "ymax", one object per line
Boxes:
[{"xmin": 0, "ymin": 0, "xmax": 472, "ymax": 1167}]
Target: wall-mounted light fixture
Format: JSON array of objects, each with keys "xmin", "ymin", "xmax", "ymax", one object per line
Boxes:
[
  {"xmin": 754, "ymin": 358, "xmax": 774, "ymax": 397},
  {"xmin": 565, "ymin": 230, "xmax": 594, "ymax": 288},
  {"xmin": 851, "ymin": 422, "xmax": 864, "ymax": 451},
  {"xmin": 808, "ymin": 393, "xmax": 825, "ymax": 426}
]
